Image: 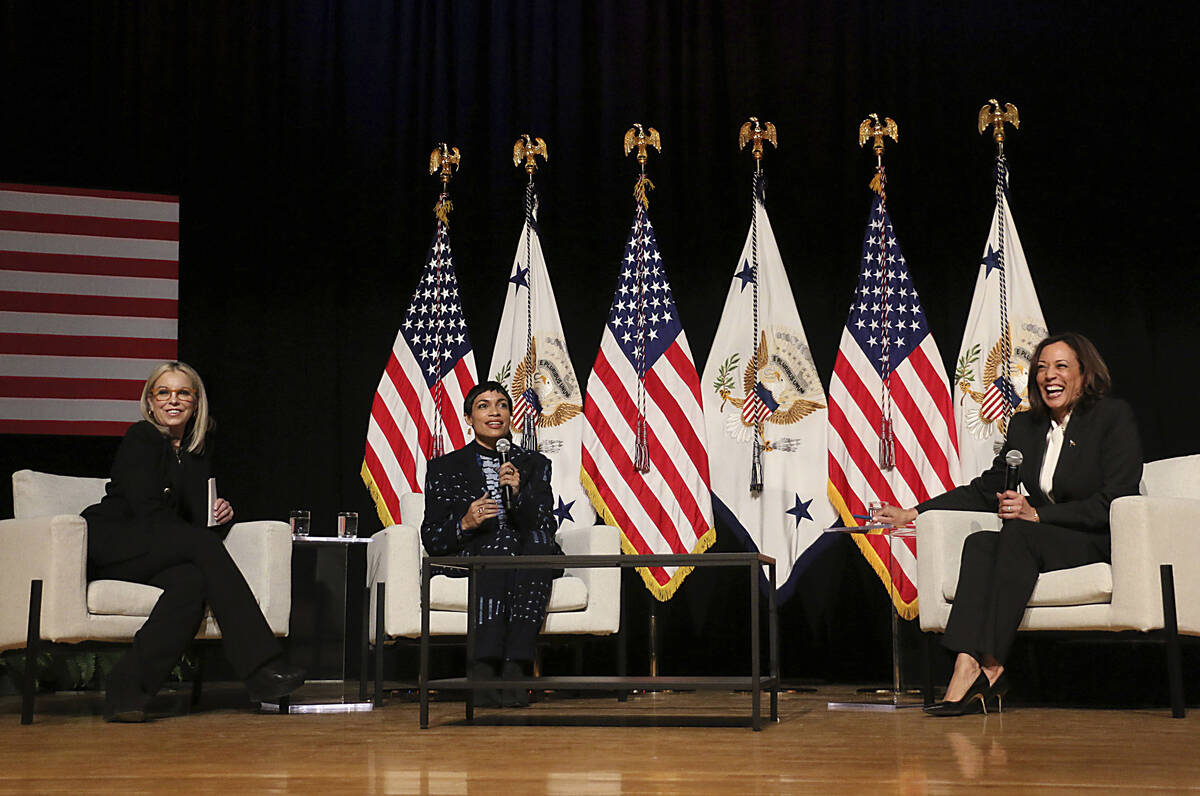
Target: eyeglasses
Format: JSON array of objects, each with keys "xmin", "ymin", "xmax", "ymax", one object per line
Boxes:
[{"xmin": 151, "ymin": 387, "xmax": 195, "ymax": 403}]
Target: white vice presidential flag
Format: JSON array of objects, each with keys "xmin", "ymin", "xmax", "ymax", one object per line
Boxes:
[
  {"xmin": 702, "ymin": 176, "xmax": 835, "ymax": 600},
  {"xmin": 952, "ymin": 164, "xmax": 1048, "ymax": 478},
  {"xmin": 488, "ymin": 192, "xmax": 595, "ymax": 530}
]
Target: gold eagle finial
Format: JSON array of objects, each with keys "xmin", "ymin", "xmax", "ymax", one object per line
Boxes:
[
  {"xmin": 738, "ymin": 117, "xmax": 778, "ymax": 171},
  {"xmin": 512, "ymin": 134, "xmax": 548, "ymax": 176},
  {"xmin": 623, "ymin": 123, "xmax": 662, "ymax": 168},
  {"xmin": 429, "ymin": 143, "xmax": 461, "ymax": 183},
  {"xmin": 978, "ymin": 99, "xmax": 1020, "ymax": 143},
  {"xmin": 858, "ymin": 113, "xmax": 899, "ymax": 156},
  {"xmin": 429, "ymin": 143, "xmax": 461, "ymax": 224}
]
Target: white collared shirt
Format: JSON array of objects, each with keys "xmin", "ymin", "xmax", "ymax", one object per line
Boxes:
[{"xmin": 1039, "ymin": 413, "xmax": 1071, "ymax": 502}]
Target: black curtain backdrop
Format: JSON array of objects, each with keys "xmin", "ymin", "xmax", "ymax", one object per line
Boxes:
[{"xmin": 2, "ymin": 1, "xmax": 1195, "ymax": 685}]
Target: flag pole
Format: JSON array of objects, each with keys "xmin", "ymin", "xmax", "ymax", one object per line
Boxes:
[
  {"xmin": 427, "ymin": 143, "xmax": 461, "ymax": 459},
  {"xmin": 512, "ymin": 134, "xmax": 549, "ymax": 450},
  {"xmin": 978, "ymin": 100, "xmax": 1022, "ymax": 428},
  {"xmin": 857, "ymin": 114, "xmax": 899, "ymax": 472},
  {"xmin": 622, "ymin": 123, "xmax": 662, "ymax": 475},
  {"xmin": 737, "ymin": 117, "xmax": 778, "ymax": 495}
]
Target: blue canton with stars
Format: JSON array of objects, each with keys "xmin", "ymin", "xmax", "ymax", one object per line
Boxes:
[
  {"xmin": 399, "ymin": 221, "xmax": 473, "ymax": 389},
  {"xmin": 606, "ymin": 205, "xmax": 683, "ymax": 374},
  {"xmin": 846, "ymin": 195, "xmax": 929, "ymax": 378}
]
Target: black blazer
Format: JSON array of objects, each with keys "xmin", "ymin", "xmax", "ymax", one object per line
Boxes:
[
  {"xmin": 82, "ymin": 420, "xmax": 227, "ymax": 566},
  {"xmin": 918, "ymin": 396, "xmax": 1143, "ymax": 533},
  {"xmin": 420, "ymin": 440, "xmax": 560, "ymax": 557}
]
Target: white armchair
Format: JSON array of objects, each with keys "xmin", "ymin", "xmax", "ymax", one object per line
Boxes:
[
  {"xmin": 916, "ymin": 454, "xmax": 1200, "ymax": 715},
  {"xmin": 364, "ymin": 492, "xmax": 621, "ymax": 696},
  {"xmin": 1, "ymin": 469, "xmax": 293, "ymax": 724}
]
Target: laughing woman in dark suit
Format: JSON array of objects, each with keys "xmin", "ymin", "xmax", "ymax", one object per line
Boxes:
[
  {"xmin": 420, "ymin": 380, "xmax": 563, "ymax": 707},
  {"xmin": 873, "ymin": 332, "xmax": 1142, "ymax": 715},
  {"xmin": 83, "ymin": 361, "xmax": 304, "ymax": 721}
]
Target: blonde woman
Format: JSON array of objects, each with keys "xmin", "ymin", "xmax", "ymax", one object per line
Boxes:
[{"xmin": 82, "ymin": 361, "xmax": 303, "ymax": 721}]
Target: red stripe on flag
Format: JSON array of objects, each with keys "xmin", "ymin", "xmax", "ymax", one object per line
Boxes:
[
  {"xmin": 827, "ymin": 398, "xmax": 900, "ymax": 506},
  {"xmin": 370, "ymin": 396, "xmax": 420, "ymax": 494},
  {"xmin": 909, "ymin": 344, "xmax": 959, "ymax": 454},
  {"xmin": 644, "ymin": 369, "xmax": 711, "ymax": 488},
  {"xmin": 581, "ymin": 447, "xmax": 649, "ymax": 555},
  {"xmin": 584, "ymin": 392, "xmax": 685, "ymax": 556},
  {"xmin": 0, "ymin": 333, "xmax": 176, "ymax": 358},
  {"xmin": 0, "ymin": 291, "xmax": 177, "ymax": 319},
  {"xmin": 0, "ymin": 375, "xmax": 143, "ymax": 400},
  {"xmin": 363, "ymin": 442, "xmax": 403, "ymax": 526},
  {"xmin": 384, "ymin": 353, "xmax": 433, "ymax": 461},
  {"xmin": 0, "ymin": 210, "xmax": 179, "ymax": 241},
  {"xmin": 0, "ymin": 419, "xmax": 134, "ymax": 436},
  {"xmin": 886, "ymin": 371, "xmax": 955, "ymax": 493},
  {"xmin": 828, "ymin": 455, "xmax": 868, "ymax": 522},
  {"xmin": 0, "ymin": 251, "xmax": 178, "ymax": 279},
  {"xmin": 0, "ymin": 183, "xmax": 178, "ymax": 203},
  {"xmin": 663, "ymin": 341, "xmax": 703, "ymax": 408}
]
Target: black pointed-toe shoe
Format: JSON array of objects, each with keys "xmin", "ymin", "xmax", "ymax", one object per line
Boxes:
[
  {"xmin": 246, "ymin": 660, "xmax": 306, "ymax": 703},
  {"xmin": 924, "ymin": 672, "xmax": 990, "ymax": 717},
  {"xmin": 103, "ymin": 663, "xmax": 151, "ymax": 722}
]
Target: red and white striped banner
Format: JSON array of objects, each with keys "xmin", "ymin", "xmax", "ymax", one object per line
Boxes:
[{"xmin": 0, "ymin": 183, "xmax": 179, "ymax": 436}]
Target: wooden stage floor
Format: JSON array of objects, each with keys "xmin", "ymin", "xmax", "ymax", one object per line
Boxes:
[{"xmin": 2, "ymin": 684, "xmax": 1198, "ymax": 793}]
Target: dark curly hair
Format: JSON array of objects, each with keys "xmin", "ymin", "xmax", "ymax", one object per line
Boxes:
[{"xmin": 1027, "ymin": 332, "xmax": 1111, "ymax": 419}]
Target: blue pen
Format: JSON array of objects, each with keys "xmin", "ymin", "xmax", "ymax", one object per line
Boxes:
[{"xmin": 852, "ymin": 514, "xmax": 873, "ymax": 520}]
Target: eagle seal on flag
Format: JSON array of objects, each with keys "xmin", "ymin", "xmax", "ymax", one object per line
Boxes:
[
  {"xmin": 715, "ymin": 329, "xmax": 825, "ymax": 448},
  {"xmin": 501, "ymin": 333, "xmax": 583, "ymax": 440},
  {"xmin": 954, "ymin": 323, "xmax": 1044, "ymax": 443}
]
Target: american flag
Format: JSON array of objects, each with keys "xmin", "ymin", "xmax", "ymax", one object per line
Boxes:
[
  {"xmin": 827, "ymin": 193, "xmax": 961, "ymax": 619},
  {"xmin": 581, "ymin": 202, "xmax": 714, "ymax": 600},
  {"xmin": 0, "ymin": 183, "xmax": 179, "ymax": 436},
  {"xmin": 362, "ymin": 219, "xmax": 477, "ymax": 527}
]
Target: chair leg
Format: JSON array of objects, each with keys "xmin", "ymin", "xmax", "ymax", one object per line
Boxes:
[
  {"xmin": 21, "ymin": 580, "xmax": 43, "ymax": 725},
  {"xmin": 1160, "ymin": 564, "xmax": 1186, "ymax": 718}
]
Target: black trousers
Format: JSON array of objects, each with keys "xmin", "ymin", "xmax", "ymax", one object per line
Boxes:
[
  {"xmin": 89, "ymin": 525, "xmax": 282, "ymax": 697},
  {"xmin": 942, "ymin": 519, "xmax": 1110, "ymax": 665},
  {"xmin": 452, "ymin": 538, "xmax": 562, "ymax": 664}
]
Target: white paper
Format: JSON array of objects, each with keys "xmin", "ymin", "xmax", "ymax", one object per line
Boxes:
[{"xmin": 207, "ymin": 477, "xmax": 218, "ymax": 527}]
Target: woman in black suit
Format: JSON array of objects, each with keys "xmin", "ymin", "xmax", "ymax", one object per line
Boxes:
[
  {"xmin": 874, "ymin": 332, "xmax": 1142, "ymax": 715},
  {"xmin": 420, "ymin": 380, "xmax": 562, "ymax": 707},
  {"xmin": 83, "ymin": 361, "xmax": 304, "ymax": 721}
]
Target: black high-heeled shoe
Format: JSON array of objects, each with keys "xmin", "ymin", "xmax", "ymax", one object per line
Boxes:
[
  {"xmin": 987, "ymin": 671, "xmax": 1010, "ymax": 713},
  {"xmin": 924, "ymin": 671, "xmax": 990, "ymax": 717}
]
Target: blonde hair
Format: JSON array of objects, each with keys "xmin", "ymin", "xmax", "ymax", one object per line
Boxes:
[{"xmin": 140, "ymin": 361, "xmax": 213, "ymax": 454}]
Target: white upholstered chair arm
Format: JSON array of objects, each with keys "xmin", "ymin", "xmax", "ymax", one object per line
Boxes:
[
  {"xmin": 555, "ymin": 524, "xmax": 622, "ymax": 634},
  {"xmin": 0, "ymin": 515, "xmax": 90, "ymax": 649},
  {"xmin": 1109, "ymin": 496, "xmax": 1200, "ymax": 634},
  {"xmin": 915, "ymin": 510, "xmax": 999, "ymax": 633},
  {"xmin": 222, "ymin": 520, "xmax": 292, "ymax": 635},
  {"xmin": 366, "ymin": 524, "xmax": 423, "ymax": 639}
]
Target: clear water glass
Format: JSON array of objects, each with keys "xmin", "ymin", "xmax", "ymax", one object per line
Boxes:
[
  {"xmin": 337, "ymin": 511, "xmax": 358, "ymax": 538},
  {"xmin": 289, "ymin": 509, "xmax": 310, "ymax": 537}
]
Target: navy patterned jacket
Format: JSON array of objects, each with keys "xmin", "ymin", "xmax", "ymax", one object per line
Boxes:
[{"xmin": 420, "ymin": 439, "xmax": 563, "ymax": 558}]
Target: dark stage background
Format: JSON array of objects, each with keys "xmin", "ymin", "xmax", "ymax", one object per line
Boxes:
[{"xmin": 2, "ymin": 1, "xmax": 1196, "ymax": 692}]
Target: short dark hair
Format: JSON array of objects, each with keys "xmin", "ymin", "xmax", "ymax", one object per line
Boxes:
[
  {"xmin": 1027, "ymin": 332, "xmax": 1112, "ymax": 418},
  {"xmin": 462, "ymin": 380, "xmax": 512, "ymax": 416}
]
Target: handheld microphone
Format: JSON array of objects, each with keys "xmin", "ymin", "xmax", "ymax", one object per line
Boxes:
[
  {"xmin": 495, "ymin": 438, "xmax": 514, "ymax": 512},
  {"xmin": 1004, "ymin": 449, "xmax": 1024, "ymax": 493}
]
